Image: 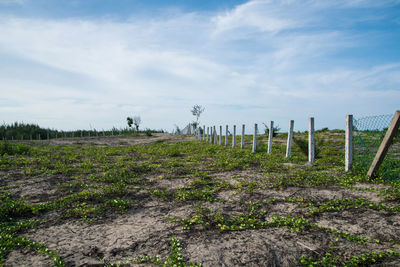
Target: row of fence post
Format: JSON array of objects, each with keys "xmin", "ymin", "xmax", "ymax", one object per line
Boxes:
[{"xmin": 196, "ymin": 118, "xmax": 317, "ymax": 163}]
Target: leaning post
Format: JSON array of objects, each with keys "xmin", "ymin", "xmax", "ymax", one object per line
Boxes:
[
  {"xmin": 367, "ymin": 110, "xmax": 400, "ymax": 177},
  {"xmin": 286, "ymin": 120, "xmax": 294, "ymax": 158},
  {"xmin": 345, "ymin": 115, "xmax": 353, "ymax": 172},
  {"xmin": 309, "ymin": 117, "xmax": 315, "ymax": 163}
]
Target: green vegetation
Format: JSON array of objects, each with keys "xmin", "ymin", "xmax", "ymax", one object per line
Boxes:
[
  {"xmin": 0, "ymin": 121, "xmax": 163, "ymax": 140},
  {"xmin": 1, "ymin": 130, "xmax": 399, "ymax": 265}
]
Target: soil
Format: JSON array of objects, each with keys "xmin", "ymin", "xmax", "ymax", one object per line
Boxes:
[{"xmin": 2, "ymin": 134, "xmax": 400, "ymax": 266}]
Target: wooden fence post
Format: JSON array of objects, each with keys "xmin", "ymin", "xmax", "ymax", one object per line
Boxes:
[
  {"xmin": 252, "ymin": 123, "xmax": 257, "ymax": 153},
  {"xmin": 225, "ymin": 125, "xmax": 228, "ymax": 146},
  {"xmin": 232, "ymin": 125, "xmax": 236, "ymax": 147},
  {"xmin": 345, "ymin": 115, "xmax": 353, "ymax": 172},
  {"xmin": 309, "ymin": 117, "xmax": 315, "ymax": 163},
  {"xmin": 241, "ymin": 124, "xmax": 245, "ymax": 149},
  {"xmin": 286, "ymin": 120, "xmax": 294, "ymax": 158},
  {"xmin": 268, "ymin": 120, "xmax": 273, "ymax": 154},
  {"xmin": 367, "ymin": 110, "xmax": 400, "ymax": 177}
]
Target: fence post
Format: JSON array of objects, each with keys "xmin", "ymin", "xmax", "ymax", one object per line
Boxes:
[
  {"xmin": 232, "ymin": 125, "xmax": 236, "ymax": 147},
  {"xmin": 203, "ymin": 125, "xmax": 205, "ymax": 141},
  {"xmin": 206, "ymin": 127, "xmax": 209, "ymax": 142},
  {"xmin": 268, "ymin": 121, "xmax": 273, "ymax": 154},
  {"xmin": 47, "ymin": 132, "xmax": 50, "ymax": 140},
  {"xmin": 345, "ymin": 115, "xmax": 353, "ymax": 172},
  {"xmin": 30, "ymin": 134, "xmax": 32, "ymax": 140},
  {"xmin": 88, "ymin": 131, "xmax": 91, "ymax": 137},
  {"xmin": 219, "ymin": 126, "xmax": 222, "ymax": 145},
  {"xmin": 367, "ymin": 110, "xmax": 400, "ymax": 177},
  {"xmin": 241, "ymin": 124, "xmax": 245, "ymax": 149},
  {"xmin": 213, "ymin": 126, "xmax": 217, "ymax": 144},
  {"xmin": 38, "ymin": 134, "xmax": 40, "ymax": 140},
  {"xmin": 252, "ymin": 123, "xmax": 257, "ymax": 153},
  {"xmin": 286, "ymin": 120, "xmax": 294, "ymax": 158},
  {"xmin": 225, "ymin": 125, "xmax": 228, "ymax": 146},
  {"xmin": 309, "ymin": 117, "xmax": 315, "ymax": 163}
]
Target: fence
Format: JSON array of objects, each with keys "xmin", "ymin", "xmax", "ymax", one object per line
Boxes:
[
  {"xmin": 351, "ymin": 112, "xmax": 400, "ymax": 180},
  {"xmin": 190, "ymin": 111, "xmax": 399, "ymax": 181},
  {"xmin": 193, "ymin": 118, "xmax": 316, "ymax": 163}
]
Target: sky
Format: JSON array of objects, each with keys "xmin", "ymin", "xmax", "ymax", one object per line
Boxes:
[{"xmin": 0, "ymin": 0, "xmax": 399, "ymax": 132}]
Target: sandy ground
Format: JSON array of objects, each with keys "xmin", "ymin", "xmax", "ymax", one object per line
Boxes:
[{"xmin": 2, "ymin": 134, "xmax": 400, "ymax": 266}]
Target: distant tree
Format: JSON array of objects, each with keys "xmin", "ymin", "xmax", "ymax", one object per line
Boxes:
[
  {"xmin": 191, "ymin": 105, "xmax": 205, "ymax": 129},
  {"xmin": 133, "ymin": 116, "xmax": 141, "ymax": 131},
  {"xmin": 127, "ymin": 117, "xmax": 133, "ymax": 129}
]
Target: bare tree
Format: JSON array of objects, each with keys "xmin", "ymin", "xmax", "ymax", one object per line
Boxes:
[
  {"xmin": 191, "ymin": 105, "xmax": 205, "ymax": 129},
  {"xmin": 133, "ymin": 116, "xmax": 141, "ymax": 131}
]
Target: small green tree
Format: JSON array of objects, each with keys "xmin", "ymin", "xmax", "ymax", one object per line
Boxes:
[
  {"xmin": 127, "ymin": 117, "xmax": 133, "ymax": 129},
  {"xmin": 263, "ymin": 123, "xmax": 281, "ymax": 137}
]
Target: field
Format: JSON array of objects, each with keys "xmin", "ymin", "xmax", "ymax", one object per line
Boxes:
[{"xmin": 1, "ymin": 132, "xmax": 400, "ymax": 266}]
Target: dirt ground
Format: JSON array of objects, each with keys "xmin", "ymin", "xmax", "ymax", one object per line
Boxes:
[{"xmin": 2, "ymin": 134, "xmax": 400, "ymax": 266}]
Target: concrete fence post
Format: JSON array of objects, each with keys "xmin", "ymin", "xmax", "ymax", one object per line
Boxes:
[
  {"xmin": 225, "ymin": 125, "xmax": 228, "ymax": 146},
  {"xmin": 203, "ymin": 125, "xmax": 205, "ymax": 141},
  {"xmin": 38, "ymin": 134, "xmax": 40, "ymax": 140},
  {"xmin": 47, "ymin": 132, "xmax": 50, "ymax": 140},
  {"xmin": 268, "ymin": 121, "xmax": 274, "ymax": 154},
  {"xmin": 30, "ymin": 134, "xmax": 32, "ymax": 141},
  {"xmin": 309, "ymin": 117, "xmax": 315, "ymax": 163},
  {"xmin": 207, "ymin": 127, "xmax": 209, "ymax": 142},
  {"xmin": 88, "ymin": 131, "xmax": 91, "ymax": 137},
  {"xmin": 213, "ymin": 126, "xmax": 217, "ymax": 144},
  {"xmin": 286, "ymin": 120, "xmax": 294, "ymax": 158},
  {"xmin": 252, "ymin": 123, "xmax": 257, "ymax": 153},
  {"xmin": 345, "ymin": 115, "xmax": 353, "ymax": 172},
  {"xmin": 219, "ymin": 126, "xmax": 222, "ymax": 145},
  {"xmin": 241, "ymin": 124, "xmax": 245, "ymax": 149},
  {"xmin": 232, "ymin": 125, "xmax": 236, "ymax": 148}
]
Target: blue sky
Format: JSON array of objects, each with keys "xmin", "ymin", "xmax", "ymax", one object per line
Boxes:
[{"xmin": 0, "ymin": 0, "xmax": 399, "ymax": 132}]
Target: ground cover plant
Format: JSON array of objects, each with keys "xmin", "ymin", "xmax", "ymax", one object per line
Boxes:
[{"xmin": 1, "ymin": 131, "xmax": 400, "ymax": 266}]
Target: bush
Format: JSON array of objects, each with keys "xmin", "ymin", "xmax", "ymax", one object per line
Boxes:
[
  {"xmin": 0, "ymin": 141, "xmax": 31, "ymax": 156},
  {"xmin": 263, "ymin": 123, "xmax": 281, "ymax": 137},
  {"xmin": 293, "ymin": 136, "xmax": 325, "ymax": 158}
]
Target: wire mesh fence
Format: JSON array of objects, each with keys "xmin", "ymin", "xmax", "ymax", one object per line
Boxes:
[{"xmin": 353, "ymin": 114, "xmax": 400, "ymax": 181}]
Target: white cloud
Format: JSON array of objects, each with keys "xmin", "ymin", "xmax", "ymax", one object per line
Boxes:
[{"xmin": 0, "ymin": 0, "xmax": 399, "ymax": 131}]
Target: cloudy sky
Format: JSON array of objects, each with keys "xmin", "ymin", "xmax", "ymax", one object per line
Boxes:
[{"xmin": 0, "ymin": 0, "xmax": 399, "ymax": 132}]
